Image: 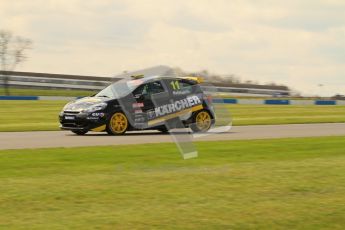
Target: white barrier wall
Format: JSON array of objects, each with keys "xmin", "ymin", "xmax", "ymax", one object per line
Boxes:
[
  {"xmin": 237, "ymin": 99, "xmax": 264, "ymax": 105},
  {"xmin": 290, "ymin": 100, "xmax": 315, "ymax": 105},
  {"xmin": 38, "ymin": 96, "xmax": 77, "ymax": 101}
]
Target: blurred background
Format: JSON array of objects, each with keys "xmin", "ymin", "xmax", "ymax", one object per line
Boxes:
[{"xmin": 0, "ymin": 0, "xmax": 344, "ymax": 98}]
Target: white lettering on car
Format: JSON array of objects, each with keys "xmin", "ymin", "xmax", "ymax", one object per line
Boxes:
[
  {"xmin": 155, "ymin": 107, "xmax": 163, "ymax": 116},
  {"xmin": 167, "ymin": 104, "xmax": 176, "ymax": 113},
  {"xmin": 151, "ymin": 95, "xmax": 202, "ymax": 118}
]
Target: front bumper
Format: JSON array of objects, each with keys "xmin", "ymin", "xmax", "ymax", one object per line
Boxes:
[{"xmin": 59, "ymin": 111, "xmax": 107, "ymax": 131}]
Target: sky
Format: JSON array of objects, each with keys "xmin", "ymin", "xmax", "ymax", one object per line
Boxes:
[{"xmin": 0, "ymin": 0, "xmax": 344, "ymax": 96}]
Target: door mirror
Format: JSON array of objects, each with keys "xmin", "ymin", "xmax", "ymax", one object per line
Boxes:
[
  {"xmin": 134, "ymin": 93, "xmax": 148, "ymax": 101},
  {"xmin": 134, "ymin": 93, "xmax": 142, "ymax": 99}
]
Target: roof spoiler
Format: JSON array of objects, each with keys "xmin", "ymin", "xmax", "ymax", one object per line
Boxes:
[
  {"xmin": 130, "ymin": 74, "xmax": 144, "ymax": 79},
  {"xmin": 182, "ymin": 76, "xmax": 204, "ymax": 84}
]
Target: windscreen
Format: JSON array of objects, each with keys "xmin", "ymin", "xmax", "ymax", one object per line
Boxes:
[{"xmin": 95, "ymin": 80, "xmax": 138, "ymax": 99}]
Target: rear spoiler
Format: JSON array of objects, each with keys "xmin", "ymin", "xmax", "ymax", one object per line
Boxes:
[
  {"xmin": 130, "ymin": 74, "xmax": 144, "ymax": 79},
  {"xmin": 181, "ymin": 76, "xmax": 204, "ymax": 84}
]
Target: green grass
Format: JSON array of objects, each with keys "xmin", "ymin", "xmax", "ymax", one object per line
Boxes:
[
  {"xmin": 0, "ymin": 101, "xmax": 67, "ymax": 131},
  {"xmin": 0, "ymin": 87, "xmax": 96, "ymax": 97},
  {"xmin": 0, "ymin": 136, "xmax": 344, "ymax": 229},
  {"xmin": 225, "ymin": 104, "xmax": 345, "ymax": 125},
  {"xmin": 0, "ymin": 101, "xmax": 345, "ymax": 131}
]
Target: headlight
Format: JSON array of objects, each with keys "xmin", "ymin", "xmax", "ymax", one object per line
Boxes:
[{"xmin": 83, "ymin": 102, "xmax": 107, "ymax": 113}]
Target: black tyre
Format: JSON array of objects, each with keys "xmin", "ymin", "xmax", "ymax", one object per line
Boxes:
[
  {"xmin": 157, "ymin": 126, "xmax": 169, "ymax": 133},
  {"xmin": 72, "ymin": 130, "xmax": 88, "ymax": 135},
  {"xmin": 106, "ymin": 112, "xmax": 129, "ymax": 135}
]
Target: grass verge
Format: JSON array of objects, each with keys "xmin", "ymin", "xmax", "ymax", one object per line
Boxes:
[
  {"xmin": 0, "ymin": 101, "xmax": 345, "ymax": 131},
  {"xmin": 0, "ymin": 101, "xmax": 67, "ymax": 131},
  {"xmin": 0, "ymin": 87, "xmax": 96, "ymax": 97},
  {"xmin": 226, "ymin": 104, "xmax": 345, "ymax": 125},
  {"xmin": 0, "ymin": 136, "xmax": 344, "ymax": 229}
]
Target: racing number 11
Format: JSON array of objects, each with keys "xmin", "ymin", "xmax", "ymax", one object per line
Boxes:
[{"xmin": 170, "ymin": 80, "xmax": 180, "ymax": 90}]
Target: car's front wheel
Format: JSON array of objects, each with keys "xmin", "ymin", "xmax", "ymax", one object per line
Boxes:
[
  {"xmin": 190, "ymin": 110, "xmax": 212, "ymax": 133},
  {"xmin": 106, "ymin": 112, "xmax": 129, "ymax": 135}
]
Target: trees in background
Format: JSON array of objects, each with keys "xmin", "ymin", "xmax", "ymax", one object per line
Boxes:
[
  {"xmin": 0, "ymin": 30, "xmax": 32, "ymax": 95},
  {"xmin": 177, "ymin": 67, "xmax": 287, "ymax": 88}
]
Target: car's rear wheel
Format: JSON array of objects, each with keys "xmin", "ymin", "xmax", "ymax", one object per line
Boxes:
[
  {"xmin": 107, "ymin": 112, "xmax": 128, "ymax": 135},
  {"xmin": 190, "ymin": 110, "xmax": 212, "ymax": 133},
  {"xmin": 72, "ymin": 130, "xmax": 88, "ymax": 135}
]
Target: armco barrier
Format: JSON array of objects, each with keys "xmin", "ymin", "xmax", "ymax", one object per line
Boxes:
[
  {"xmin": 213, "ymin": 98, "xmax": 237, "ymax": 104},
  {"xmin": 315, "ymin": 100, "xmax": 336, "ymax": 105},
  {"xmin": 0, "ymin": 96, "xmax": 38, "ymax": 100},
  {"xmin": 265, "ymin": 99, "xmax": 290, "ymax": 105}
]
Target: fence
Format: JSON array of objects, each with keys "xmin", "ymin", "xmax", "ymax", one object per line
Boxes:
[{"xmin": 1, "ymin": 70, "xmax": 290, "ymax": 97}]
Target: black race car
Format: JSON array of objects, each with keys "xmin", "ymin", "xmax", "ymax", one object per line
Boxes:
[{"xmin": 59, "ymin": 74, "xmax": 215, "ymax": 135}]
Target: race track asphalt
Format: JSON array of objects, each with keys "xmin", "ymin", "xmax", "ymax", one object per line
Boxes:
[{"xmin": 1, "ymin": 123, "xmax": 345, "ymax": 150}]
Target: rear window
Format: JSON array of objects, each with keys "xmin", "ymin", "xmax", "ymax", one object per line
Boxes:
[
  {"xmin": 179, "ymin": 80, "xmax": 194, "ymax": 91},
  {"xmin": 167, "ymin": 78, "xmax": 198, "ymax": 95}
]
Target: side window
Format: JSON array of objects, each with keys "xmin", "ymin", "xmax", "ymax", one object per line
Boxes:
[
  {"xmin": 169, "ymin": 79, "xmax": 194, "ymax": 93},
  {"xmin": 132, "ymin": 81, "xmax": 164, "ymax": 98},
  {"xmin": 169, "ymin": 80, "xmax": 181, "ymax": 91},
  {"xmin": 149, "ymin": 81, "xmax": 165, "ymax": 94},
  {"xmin": 179, "ymin": 80, "xmax": 194, "ymax": 91},
  {"xmin": 133, "ymin": 84, "xmax": 149, "ymax": 97}
]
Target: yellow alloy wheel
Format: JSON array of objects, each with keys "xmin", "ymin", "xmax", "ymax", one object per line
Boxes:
[
  {"xmin": 109, "ymin": 112, "xmax": 128, "ymax": 134},
  {"xmin": 195, "ymin": 111, "xmax": 211, "ymax": 132}
]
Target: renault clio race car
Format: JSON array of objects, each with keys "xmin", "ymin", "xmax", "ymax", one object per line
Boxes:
[{"xmin": 59, "ymin": 74, "xmax": 215, "ymax": 135}]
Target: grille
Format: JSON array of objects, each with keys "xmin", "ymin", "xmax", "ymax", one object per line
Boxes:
[{"xmin": 61, "ymin": 120, "xmax": 87, "ymax": 128}]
